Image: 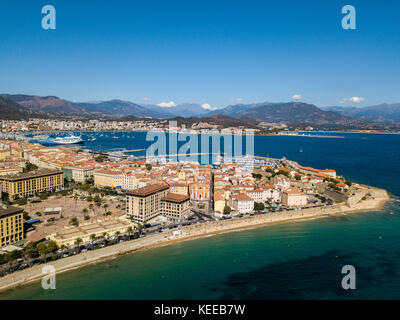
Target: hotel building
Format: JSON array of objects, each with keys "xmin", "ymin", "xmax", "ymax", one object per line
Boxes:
[
  {"xmin": 0, "ymin": 205, "xmax": 24, "ymax": 248},
  {"xmin": 126, "ymin": 183, "xmax": 169, "ymax": 222},
  {"xmin": 281, "ymin": 187, "xmax": 308, "ymax": 207},
  {"xmin": 0, "ymin": 169, "xmax": 64, "ymax": 198},
  {"xmin": 160, "ymin": 193, "xmax": 191, "ymax": 221},
  {"xmin": 230, "ymin": 193, "xmax": 254, "ymax": 214}
]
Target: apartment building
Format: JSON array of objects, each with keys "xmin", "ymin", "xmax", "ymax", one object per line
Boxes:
[
  {"xmin": 0, "ymin": 205, "xmax": 24, "ymax": 248},
  {"xmin": 63, "ymin": 166, "xmax": 94, "ymax": 183},
  {"xmin": 168, "ymin": 182, "xmax": 189, "ymax": 196},
  {"xmin": 0, "ymin": 164, "xmax": 23, "ymax": 176},
  {"xmin": 230, "ymin": 193, "xmax": 254, "ymax": 214},
  {"xmin": 160, "ymin": 193, "xmax": 190, "ymax": 221},
  {"xmin": 281, "ymin": 187, "xmax": 307, "ymax": 207},
  {"xmin": 93, "ymin": 169, "xmax": 123, "ymax": 188},
  {"xmin": 126, "ymin": 183, "xmax": 169, "ymax": 222},
  {"xmin": 247, "ymin": 189, "xmax": 264, "ymax": 203},
  {"xmin": 0, "ymin": 169, "xmax": 64, "ymax": 198}
]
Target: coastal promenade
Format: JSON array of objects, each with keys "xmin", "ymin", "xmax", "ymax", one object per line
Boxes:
[{"xmin": 0, "ymin": 187, "xmax": 390, "ymax": 294}]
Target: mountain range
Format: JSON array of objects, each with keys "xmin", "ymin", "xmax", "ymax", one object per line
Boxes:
[
  {"xmin": 322, "ymin": 103, "xmax": 400, "ymax": 124},
  {"xmin": 206, "ymin": 102, "xmax": 364, "ymax": 125},
  {"xmin": 1, "ymin": 93, "xmax": 399, "ymax": 128},
  {"xmin": 0, "ymin": 96, "xmax": 48, "ymax": 120}
]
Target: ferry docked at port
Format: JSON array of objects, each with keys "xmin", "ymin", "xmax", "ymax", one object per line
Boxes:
[{"xmin": 37, "ymin": 135, "xmax": 84, "ymax": 146}]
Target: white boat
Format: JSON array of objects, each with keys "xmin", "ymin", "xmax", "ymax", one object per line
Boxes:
[{"xmin": 38, "ymin": 136, "xmax": 84, "ymax": 146}]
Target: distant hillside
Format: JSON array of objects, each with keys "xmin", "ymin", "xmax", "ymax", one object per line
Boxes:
[
  {"xmin": 2, "ymin": 93, "xmax": 398, "ymax": 128},
  {"xmin": 3, "ymin": 94, "xmax": 175, "ymax": 118},
  {"xmin": 169, "ymin": 114, "xmax": 260, "ymax": 128},
  {"xmin": 4, "ymin": 94, "xmax": 87, "ymax": 115},
  {"xmin": 210, "ymin": 102, "xmax": 366, "ymax": 126},
  {"xmin": 206, "ymin": 102, "xmax": 269, "ymax": 117},
  {"xmin": 79, "ymin": 100, "xmax": 172, "ymax": 118},
  {"xmin": 0, "ymin": 96, "xmax": 48, "ymax": 120},
  {"xmin": 145, "ymin": 103, "xmax": 212, "ymax": 118},
  {"xmin": 323, "ymin": 103, "xmax": 400, "ymax": 123}
]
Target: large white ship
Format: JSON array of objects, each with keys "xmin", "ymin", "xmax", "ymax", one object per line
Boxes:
[{"xmin": 38, "ymin": 135, "xmax": 84, "ymax": 146}]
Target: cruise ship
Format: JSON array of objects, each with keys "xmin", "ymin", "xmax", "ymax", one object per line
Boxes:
[{"xmin": 38, "ymin": 136, "xmax": 84, "ymax": 146}]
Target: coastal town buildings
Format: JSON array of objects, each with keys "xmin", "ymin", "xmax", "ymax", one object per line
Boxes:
[
  {"xmin": 0, "ymin": 169, "xmax": 64, "ymax": 198},
  {"xmin": 63, "ymin": 166, "xmax": 94, "ymax": 183},
  {"xmin": 281, "ymin": 187, "xmax": 307, "ymax": 207},
  {"xmin": 299, "ymin": 166, "xmax": 337, "ymax": 179},
  {"xmin": 126, "ymin": 183, "xmax": 169, "ymax": 222},
  {"xmin": 230, "ymin": 193, "xmax": 254, "ymax": 214},
  {"xmin": 160, "ymin": 193, "xmax": 191, "ymax": 221},
  {"xmin": 94, "ymin": 169, "xmax": 124, "ymax": 188},
  {"xmin": 0, "ymin": 164, "xmax": 23, "ymax": 176},
  {"xmin": 0, "ymin": 205, "xmax": 24, "ymax": 248}
]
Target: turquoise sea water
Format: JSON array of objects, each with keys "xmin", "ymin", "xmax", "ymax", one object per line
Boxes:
[{"xmin": 3, "ymin": 131, "xmax": 400, "ymax": 299}]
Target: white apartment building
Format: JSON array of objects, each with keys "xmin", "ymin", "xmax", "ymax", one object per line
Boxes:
[
  {"xmin": 260, "ymin": 185, "xmax": 281, "ymax": 202},
  {"xmin": 230, "ymin": 193, "xmax": 254, "ymax": 214},
  {"xmin": 247, "ymin": 189, "xmax": 264, "ymax": 203}
]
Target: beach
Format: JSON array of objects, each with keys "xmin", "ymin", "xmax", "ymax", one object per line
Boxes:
[{"xmin": 0, "ymin": 187, "xmax": 390, "ymax": 294}]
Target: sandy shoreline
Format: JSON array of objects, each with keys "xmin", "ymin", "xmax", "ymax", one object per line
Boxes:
[{"xmin": 0, "ymin": 189, "xmax": 391, "ymax": 294}]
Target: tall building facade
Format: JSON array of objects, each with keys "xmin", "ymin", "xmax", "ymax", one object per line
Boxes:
[
  {"xmin": 126, "ymin": 183, "xmax": 169, "ymax": 222},
  {"xmin": 0, "ymin": 205, "xmax": 24, "ymax": 248},
  {"xmin": 0, "ymin": 169, "xmax": 64, "ymax": 198}
]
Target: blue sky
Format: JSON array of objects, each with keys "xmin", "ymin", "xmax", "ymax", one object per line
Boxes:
[{"xmin": 1, "ymin": 0, "xmax": 399, "ymax": 109}]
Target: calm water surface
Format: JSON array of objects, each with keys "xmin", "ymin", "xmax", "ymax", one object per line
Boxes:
[{"xmin": 3, "ymin": 132, "xmax": 400, "ymax": 299}]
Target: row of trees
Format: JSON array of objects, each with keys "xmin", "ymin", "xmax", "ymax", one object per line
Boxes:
[
  {"xmin": 223, "ymin": 201, "xmax": 265, "ymax": 215},
  {"xmin": 0, "ymin": 239, "xmax": 59, "ymax": 274}
]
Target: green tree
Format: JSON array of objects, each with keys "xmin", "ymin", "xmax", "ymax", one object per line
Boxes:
[
  {"xmin": 23, "ymin": 162, "xmax": 38, "ymax": 173},
  {"xmin": 94, "ymin": 155, "xmax": 106, "ymax": 163},
  {"xmin": 69, "ymin": 217, "xmax": 79, "ymax": 227},
  {"xmin": 223, "ymin": 205, "xmax": 231, "ymax": 215},
  {"xmin": 37, "ymin": 243, "xmax": 48, "ymax": 256},
  {"xmin": 47, "ymin": 240, "xmax": 59, "ymax": 253},
  {"xmin": 103, "ymin": 203, "xmax": 109, "ymax": 215},
  {"xmin": 89, "ymin": 234, "xmax": 96, "ymax": 248},
  {"xmin": 254, "ymin": 202, "xmax": 265, "ymax": 211},
  {"xmin": 74, "ymin": 238, "xmax": 83, "ymax": 246},
  {"xmin": 17, "ymin": 198, "xmax": 28, "ymax": 206},
  {"xmin": 23, "ymin": 211, "xmax": 31, "ymax": 221},
  {"xmin": 127, "ymin": 226, "xmax": 133, "ymax": 234},
  {"xmin": 252, "ymin": 173, "xmax": 262, "ymax": 180}
]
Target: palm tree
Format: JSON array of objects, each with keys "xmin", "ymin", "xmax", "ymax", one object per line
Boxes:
[
  {"xmin": 95, "ymin": 201, "xmax": 101, "ymax": 214},
  {"xmin": 88, "ymin": 203, "xmax": 94, "ymax": 216},
  {"xmin": 90, "ymin": 234, "xmax": 96, "ymax": 249},
  {"xmin": 127, "ymin": 226, "xmax": 133, "ymax": 239},
  {"xmin": 74, "ymin": 238, "xmax": 83, "ymax": 247},
  {"xmin": 103, "ymin": 203, "xmax": 109, "ymax": 215},
  {"xmin": 82, "ymin": 208, "xmax": 88, "ymax": 220}
]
